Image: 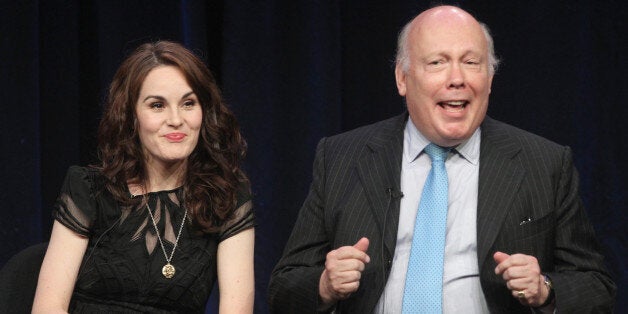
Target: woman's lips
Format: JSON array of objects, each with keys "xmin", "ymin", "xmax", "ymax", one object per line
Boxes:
[{"xmin": 165, "ymin": 133, "xmax": 186, "ymax": 142}]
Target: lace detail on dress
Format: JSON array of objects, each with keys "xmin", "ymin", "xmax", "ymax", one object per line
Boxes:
[
  {"xmin": 52, "ymin": 166, "xmax": 255, "ymax": 312},
  {"xmin": 127, "ymin": 191, "xmax": 186, "ymax": 255}
]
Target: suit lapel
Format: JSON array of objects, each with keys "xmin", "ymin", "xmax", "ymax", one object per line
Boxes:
[
  {"xmin": 476, "ymin": 117, "xmax": 524, "ymax": 268},
  {"xmin": 352, "ymin": 115, "xmax": 521, "ymax": 270},
  {"xmin": 356, "ymin": 113, "xmax": 406, "ymax": 257}
]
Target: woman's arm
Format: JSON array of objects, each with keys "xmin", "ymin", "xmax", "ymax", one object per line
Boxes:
[
  {"xmin": 32, "ymin": 221, "xmax": 89, "ymax": 313},
  {"xmin": 216, "ymin": 227, "xmax": 255, "ymax": 313}
]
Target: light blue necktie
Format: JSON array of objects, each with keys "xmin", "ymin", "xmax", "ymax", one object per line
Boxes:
[{"xmin": 402, "ymin": 143, "xmax": 449, "ymax": 314}]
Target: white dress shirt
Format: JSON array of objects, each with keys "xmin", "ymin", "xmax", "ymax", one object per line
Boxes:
[{"xmin": 374, "ymin": 120, "xmax": 489, "ymax": 313}]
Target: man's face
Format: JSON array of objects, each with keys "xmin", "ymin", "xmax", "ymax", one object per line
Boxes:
[{"xmin": 395, "ymin": 7, "xmax": 493, "ymax": 147}]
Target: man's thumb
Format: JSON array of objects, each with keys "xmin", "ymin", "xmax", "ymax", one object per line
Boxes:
[
  {"xmin": 493, "ymin": 251, "xmax": 510, "ymax": 264},
  {"xmin": 353, "ymin": 237, "xmax": 370, "ymax": 253}
]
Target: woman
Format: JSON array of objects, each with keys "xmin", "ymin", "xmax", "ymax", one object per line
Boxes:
[{"xmin": 33, "ymin": 41, "xmax": 254, "ymax": 313}]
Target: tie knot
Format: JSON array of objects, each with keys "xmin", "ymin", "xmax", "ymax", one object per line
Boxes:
[{"xmin": 424, "ymin": 143, "xmax": 449, "ymax": 162}]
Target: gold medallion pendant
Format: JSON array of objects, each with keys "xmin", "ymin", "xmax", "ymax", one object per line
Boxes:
[
  {"xmin": 162, "ymin": 263, "xmax": 176, "ymax": 278},
  {"xmin": 143, "ymin": 190, "xmax": 188, "ymax": 280}
]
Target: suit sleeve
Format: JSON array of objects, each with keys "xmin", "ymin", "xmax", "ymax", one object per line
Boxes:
[
  {"xmin": 546, "ymin": 146, "xmax": 616, "ymax": 312},
  {"xmin": 268, "ymin": 138, "xmax": 332, "ymax": 314}
]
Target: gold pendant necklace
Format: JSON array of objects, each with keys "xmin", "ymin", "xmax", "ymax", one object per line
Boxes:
[{"xmin": 145, "ymin": 197, "xmax": 187, "ymax": 279}]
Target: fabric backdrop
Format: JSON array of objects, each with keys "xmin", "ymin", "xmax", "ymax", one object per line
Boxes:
[{"xmin": 1, "ymin": 1, "xmax": 626, "ymax": 313}]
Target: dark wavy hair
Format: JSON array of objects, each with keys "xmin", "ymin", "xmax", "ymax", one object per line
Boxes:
[{"xmin": 97, "ymin": 40, "xmax": 248, "ymax": 232}]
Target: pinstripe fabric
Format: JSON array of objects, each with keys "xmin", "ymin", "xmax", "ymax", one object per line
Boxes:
[
  {"xmin": 477, "ymin": 117, "xmax": 616, "ymax": 313},
  {"xmin": 268, "ymin": 113, "xmax": 616, "ymax": 314},
  {"xmin": 269, "ymin": 114, "xmax": 405, "ymax": 314}
]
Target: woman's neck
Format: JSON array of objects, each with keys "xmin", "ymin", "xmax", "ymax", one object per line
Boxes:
[
  {"xmin": 129, "ymin": 159, "xmax": 187, "ymax": 194},
  {"xmin": 148, "ymin": 160, "xmax": 186, "ymax": 190}
]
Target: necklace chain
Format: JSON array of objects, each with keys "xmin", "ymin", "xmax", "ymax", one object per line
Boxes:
[
  {"xmin": 139, "ymin": 185, "xmax": 187, "ymax": 278},
  {"xmin": 146, "ymin": 199, "xmax": 187, "ymax": 264}
]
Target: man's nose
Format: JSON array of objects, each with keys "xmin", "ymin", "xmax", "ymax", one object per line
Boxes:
[{"xmin": 447, "ymin": 63, "xmax": 465, "ymax": 88}]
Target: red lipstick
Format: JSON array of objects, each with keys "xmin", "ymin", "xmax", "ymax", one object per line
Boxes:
[{"xmin": 165, "ymin": 133, "xmax": 186, "ymax": 142}]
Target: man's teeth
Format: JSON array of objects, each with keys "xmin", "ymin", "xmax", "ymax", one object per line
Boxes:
[
  {"xmin": 444, "ymin": 101, "xmax": 466, "ymax": 106},
  {"xmin": 439, "ymin": 101, "xmax": 467, "ymax": 112}
]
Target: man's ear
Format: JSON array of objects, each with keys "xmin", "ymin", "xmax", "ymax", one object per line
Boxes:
[
  {"xmin": 395, "ymin": 64, "xmax": 407, "ymax": 96},
  {"xmin": 488, "ymin": 72, "xmax": 494, "ymax": 94}
]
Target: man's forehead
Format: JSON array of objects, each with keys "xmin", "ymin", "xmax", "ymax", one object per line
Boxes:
[
  {"xmin": 414, "ymin": 7, "xmax": 479, "ymax": 32},
  {"xmin": 415, "ymin": 6, "xmax": 476, "ymax": 24},
  {"xmin": 408, "ymin": 9, "xmax": 487, "ymax": 53}
]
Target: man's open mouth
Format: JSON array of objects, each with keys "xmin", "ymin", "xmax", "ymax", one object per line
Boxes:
[{"xmin": 438, "ymin": 100, "xmax": 469, "ymax": 112}]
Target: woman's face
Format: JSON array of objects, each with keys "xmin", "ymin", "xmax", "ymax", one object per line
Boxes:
[{"xmin": 135, "ymin": 65, "xmax": 203, "ymax": 168}]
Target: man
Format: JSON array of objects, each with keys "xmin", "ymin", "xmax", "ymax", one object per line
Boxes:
[{"xmin": 268, "ymin": 5, "xmax": 615, "ymax": 313}]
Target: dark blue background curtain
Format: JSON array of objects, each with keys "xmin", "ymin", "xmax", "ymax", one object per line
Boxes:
[{"xmin": 1, "ymin": 1, "xmax": 626, "ymax": 313}]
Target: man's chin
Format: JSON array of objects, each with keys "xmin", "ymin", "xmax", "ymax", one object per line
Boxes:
[{"xmin": 433, "ymin": 130, "xmax": 473, "ymax": 147}]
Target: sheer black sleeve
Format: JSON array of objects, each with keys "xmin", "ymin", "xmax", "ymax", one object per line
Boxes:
[
  {"xmin": 218, "ymin": 182, "xmax": 255, "ymax": 241},
  {"xmin": 52, "ymin": 166, "xmax": 100, "ymax": 237}
]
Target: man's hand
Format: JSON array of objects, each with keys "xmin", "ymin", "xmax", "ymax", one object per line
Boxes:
[
  {"xmin": 319, "ymin": 237, "xmax": 371, "ymax": 306},
  {"xmin": 494, "ymin": 251, "xmax": 550, "ymax": 307}
]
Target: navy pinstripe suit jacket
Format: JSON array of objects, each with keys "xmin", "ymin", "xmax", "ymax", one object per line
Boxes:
[{"xmin": 268, "ymin": 113, "xmax": 615, "ymax": 313}]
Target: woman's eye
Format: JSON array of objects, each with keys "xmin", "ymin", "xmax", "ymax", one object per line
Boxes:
[
  {"xmin": 150, "ymin": 102, "xmax": 164, "ymax": 109},
  {"xmin": 182, "ymin": 100, "xmax": 197, "ymax": 109}
]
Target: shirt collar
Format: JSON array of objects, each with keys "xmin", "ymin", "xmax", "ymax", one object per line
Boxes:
[{"xmin": 403, "ymin": 119, "xmax": 481, "ymax": 165}]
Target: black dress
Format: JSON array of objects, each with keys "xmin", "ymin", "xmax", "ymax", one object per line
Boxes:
[{"xmin": 53, "ymin": 166, "xmax": 254, "ymax": 313}]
